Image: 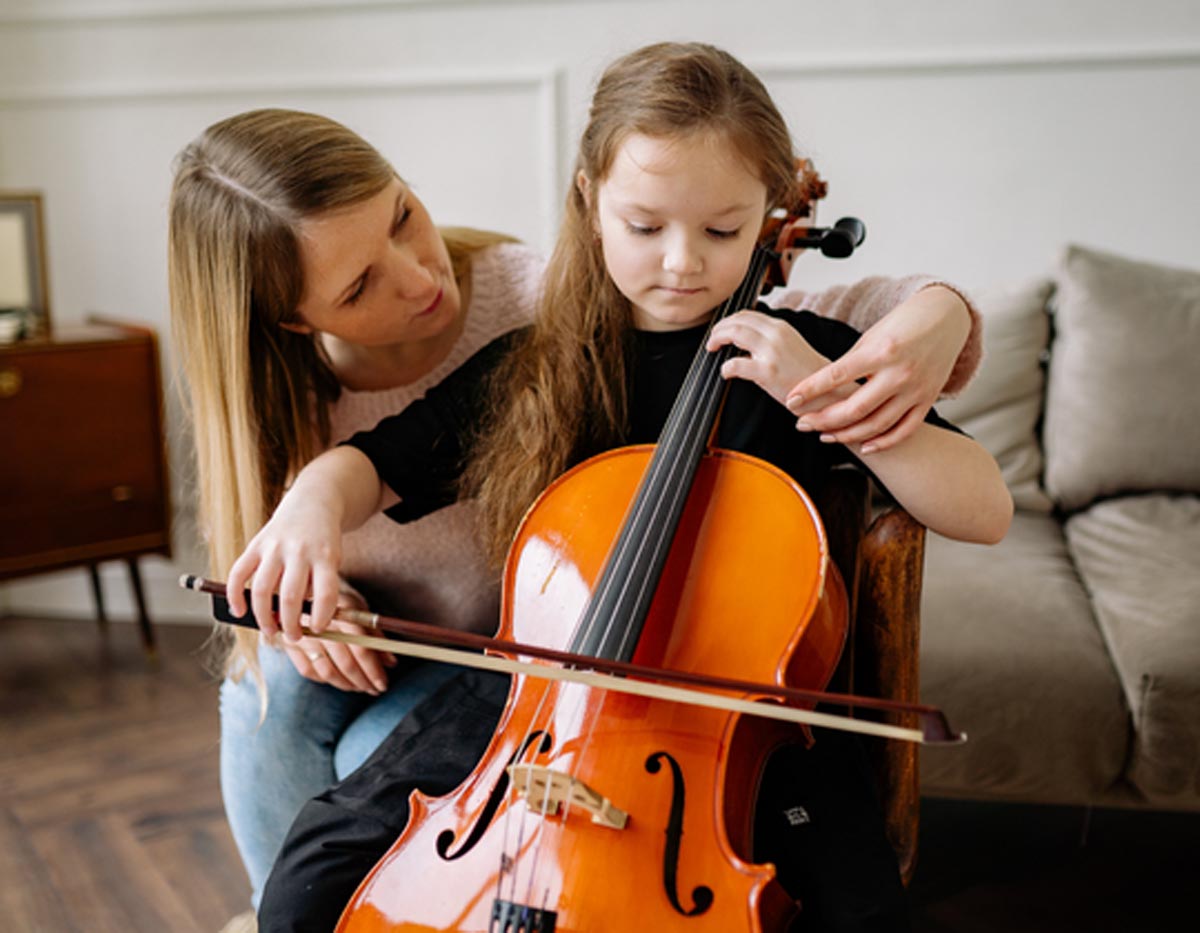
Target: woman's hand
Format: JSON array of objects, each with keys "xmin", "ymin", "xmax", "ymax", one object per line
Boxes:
[
  {"xmin": 226, "ymin": 445, "xmax": 388, "ymax": 641},
  {"xmin": 785, "ymin": 285, "xmax": 970, "ymax": 453},
  {"xmin": 282, "ymin": 612, "xmax": 395, "ymax": 695},
  {"xmin": 708, "ymin": 310, "xmax": 852, "ymax": 406},
  {"xmin": 225, "ymin": 487, "xmax": 345, "ymax": 643}
]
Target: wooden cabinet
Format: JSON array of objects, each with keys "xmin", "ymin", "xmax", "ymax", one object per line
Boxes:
[{"xmin": 0, "ymin": 321, "xmax": 171, "ymax": 651}]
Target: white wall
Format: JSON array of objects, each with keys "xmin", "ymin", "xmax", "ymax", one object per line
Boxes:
[{"xmin": 3, "ymin": 0, "xmax": 1198, "ymax": 621}]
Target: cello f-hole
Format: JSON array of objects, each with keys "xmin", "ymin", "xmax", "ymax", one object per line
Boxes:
[
  {"xmin": 646, "ymin": 751, "xmax": 715, "ymax": 917},
  {"xmin": 437, "ymin": 730, "xmax": 554, "ymax": 861}
]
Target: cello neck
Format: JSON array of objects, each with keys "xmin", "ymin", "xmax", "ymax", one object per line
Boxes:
[{"xmin": 569, "ymin": 245, "xmax": 775, "ymax": 662}]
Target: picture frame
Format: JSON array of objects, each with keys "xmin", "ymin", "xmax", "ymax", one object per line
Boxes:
[{"xmin": 0, "ymin": 191, "xmax": 52, "ymax": 340}]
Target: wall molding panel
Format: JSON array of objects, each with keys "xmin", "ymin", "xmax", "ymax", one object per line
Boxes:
[
  {"xmin": 751, "ymin": 43, "xmax": 1200, "ymax": 81},
  {"xmin": 0, "ymin": 0, "xmax": 565, "ymax": 27},
  {"xmin": 0, "ymin": 66, "xmax": 568, "ymax": 247}
]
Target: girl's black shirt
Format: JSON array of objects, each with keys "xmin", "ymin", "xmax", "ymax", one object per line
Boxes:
[{"xmin": 345, "ymin": 307, "xmax": 957, "ymax": 524}]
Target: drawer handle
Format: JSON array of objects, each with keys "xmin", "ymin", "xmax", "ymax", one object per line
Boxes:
[
  {"xmin": 111, "ymin": 485, "xmax": 135, "ymax": 502},
  {"xmin": 0, "ymin": 367, "xmax": 21, "ymax": 398}
]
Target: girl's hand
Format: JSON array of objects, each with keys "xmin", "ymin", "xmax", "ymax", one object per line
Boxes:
[
  {"xmin": 785, "ymin": 285, "xmax": 970, "ymax": 452},
  {"xmin": 707, "ymin": 310, "xmax": 853, "ymax": 407},
  {"xmin": 282, "ymin": 615, "xmax": 395, "ymax": 695},
  {"xmin": 225, "ymin": 489, "xmax": 345, "ymax": 643}
]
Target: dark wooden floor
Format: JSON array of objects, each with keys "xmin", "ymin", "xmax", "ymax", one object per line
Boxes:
[
  {"xmin": 2, "ymin": 615, "xmax": 1196, "ymax": 932},
  {"xmin": 1, "ymin": 615, "xmax": 249, "ymax": 933}
]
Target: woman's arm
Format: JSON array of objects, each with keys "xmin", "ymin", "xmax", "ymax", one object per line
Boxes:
[
  {"xmin": 770, "ymin": 279, "xmax": 980, "ymax": 450},
  {"xmin": 225, "ymin": 445, "xmax": 390, "ymax": 641}
]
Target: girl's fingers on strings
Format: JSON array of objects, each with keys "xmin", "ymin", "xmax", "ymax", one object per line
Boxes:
[{"xmin": 706, "ymin": 309, "xmax": 772, "ymax": 351}]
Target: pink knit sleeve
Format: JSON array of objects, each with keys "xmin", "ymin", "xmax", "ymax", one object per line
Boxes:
[{"xmin": 766, "ymin": 275, "xmax": 983, "ymax": 395}]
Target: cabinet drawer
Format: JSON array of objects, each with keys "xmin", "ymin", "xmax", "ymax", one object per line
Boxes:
[{"xmin": 0, "ymin": 328, "xmax": 170, "ymax": 576}]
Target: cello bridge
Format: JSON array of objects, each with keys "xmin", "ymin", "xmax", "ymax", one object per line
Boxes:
[{"xmin": 507, "ymin": 764, "xmax": 628, "ymax": 829}]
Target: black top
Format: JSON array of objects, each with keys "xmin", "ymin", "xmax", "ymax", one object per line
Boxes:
[{"xmin": 345, "ymin": 307, "xmax": 958, "ymax": 523}]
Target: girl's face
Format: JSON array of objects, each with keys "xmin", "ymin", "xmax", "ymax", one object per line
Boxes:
[
  {"xmin": 587, "ymin": 131, "xmax": 768, "ymax": 332},
  {"xmin": 290, "ymin": 178, "xmax": 459, "ymax": 347}
]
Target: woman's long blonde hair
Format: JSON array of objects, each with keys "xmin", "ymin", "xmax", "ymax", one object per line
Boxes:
[
  {"xmin": 466, "ymin": 42, "xmax": 821, "ymax": 567},
  {"xmin": 168, "ymin": 108, "xmax": 511, "ymax": 679}
]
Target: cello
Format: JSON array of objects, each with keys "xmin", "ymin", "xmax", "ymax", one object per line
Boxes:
[{"xmin": 327, "ymin": 209, "xmax": 897, "ymax": 932}]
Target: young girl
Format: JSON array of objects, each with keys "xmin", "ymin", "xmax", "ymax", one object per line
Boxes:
[{"xmin": 229, "ymin": 43, "xmax": 1010, "ymax": 932}]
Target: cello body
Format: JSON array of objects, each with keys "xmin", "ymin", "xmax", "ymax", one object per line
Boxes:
[{"xmin": 337, "ymin": 444, "xmax": 847, "ymax": 932}]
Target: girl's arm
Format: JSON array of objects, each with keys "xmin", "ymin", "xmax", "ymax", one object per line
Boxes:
[
  {"xmin": 852, "ymin": 424, "xmax": 1012, "ymax": 544},
  {"xmin": 769, "ymin": 279, "xmax": 979, "ymax": 451},
  {"xmin": 707, "ymin": 309, "xmax": 1012, "ymax": 544},
  {"xmin": 225, "ymin": 445, "xmax": 391, "ymax": 641}
]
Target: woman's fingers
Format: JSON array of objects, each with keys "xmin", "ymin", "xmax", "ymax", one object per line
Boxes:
[
  {"xmin": 251, "ymin": 554, "xmax": 286, "ymax": 641},
  {"xmin": 284, "ymin": 623, "xmax": 391, "ymax": 695},
  {"xmin": 787, "ymin": 344, "xmax": 936, "ymax": 449},
  {"xmin": 787, "ymin": 352, "xmax": 871, "ymax": 407},
  {"xmin": 286, "ymin": 640, "xmax": 355, "ymax": 692},
  {"xmin": 224, "ymin": 547, "xmax": 261, "ymax": 629},
  {"xmin": 344, "ymin": 639, "xmax": 391, "ymax": 693},
  {"xmin": 305, "ymin": 562, "xmax": 341, "ymax": 635},
  {"xmin": 276, "ymin": 558, "xmax": 311, "ymax": 642},
  {"xmin": 855, "ymin": 405, "xmax": 927, "ymax": 453}
]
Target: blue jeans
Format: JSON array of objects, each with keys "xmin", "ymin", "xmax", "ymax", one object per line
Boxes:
[{"xmin": 219, "ymin": 643, "xmax": 460, "ymax": 907}]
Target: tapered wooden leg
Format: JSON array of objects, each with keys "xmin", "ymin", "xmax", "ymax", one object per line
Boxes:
[
  {"xmin": 88, "ymin": 563, "xmax": 109, "ymax": 635},
  {"xmin": 125, "ymin": 558, "xmax": 157, "ymax": 658}
]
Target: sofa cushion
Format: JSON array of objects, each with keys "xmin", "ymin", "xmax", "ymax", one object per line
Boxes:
[
  {"xmin": 1043, "ymin": 245, "xmax": 1200, "ymax": 511},
  {"xmin": 936, "ymin": 279, "xmax": 1054, "ymax": 512},
  {"xmin": 1065, "ymin": 494, "xmax": 1200, "ymax": 806},
  {"xmin": 919, "ymin": 511, "xmax": 1129, "ymax": 804}
]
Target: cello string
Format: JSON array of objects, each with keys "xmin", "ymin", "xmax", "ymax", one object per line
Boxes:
[
  {"xmin": 521, "ymin": 678, "xmax": 602, "ymax": 913},
  {"xmin": 496, "ymin": 669, "xmax": 563, "ymax": 907},
  {"xmin": 584, "ymin": 248, "xmax": 763, "ymax": 661},
  {"xmin": 603, "ymin": 248, "xmax": 769, "ymax": 662},
  {"xmin": 507, "ymin": 248, "xmax": 771, "ymax": 905},
  {"xmin": 495, "ymin": 245, "xmax": 771, "ymax": 911},
  {"xmin": 608, "ymin": 249, "xmax": 767, "ymax": 660}
]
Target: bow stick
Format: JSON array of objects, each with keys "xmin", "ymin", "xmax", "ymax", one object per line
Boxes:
[{"xmin": 181, "ymin": 575, "xmax": 965, "ymax": 745}]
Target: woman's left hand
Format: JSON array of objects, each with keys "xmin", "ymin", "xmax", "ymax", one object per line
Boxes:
[
  {"xmin": 283, "ymin": 617, "xmax": 394, "ymax": 695},
  {"xmin": 785, "ymin": 285, "xmax": 970, "ymax": 452}
]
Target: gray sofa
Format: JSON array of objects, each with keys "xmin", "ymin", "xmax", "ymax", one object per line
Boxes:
[{"xmin": 916, "ymin": 244, "xmax": 1200, "ymax": 811}]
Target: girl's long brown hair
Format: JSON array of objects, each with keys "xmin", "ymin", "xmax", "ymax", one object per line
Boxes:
[
  {"xmin": 168, "ymin": 108, "xmax": 511, "ymax": 680},
  {"xmin": 465, "ymin": 43, "xmax": 821, "ymax": 567}
]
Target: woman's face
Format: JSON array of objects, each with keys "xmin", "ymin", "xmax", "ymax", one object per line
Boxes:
[
  {"xmin": 586, "ymin": 131, "xmax": 767, "ymax": 332},
  {"xmin": 290, "ymin": 177, "xmax": 459, "ymax": 348}
]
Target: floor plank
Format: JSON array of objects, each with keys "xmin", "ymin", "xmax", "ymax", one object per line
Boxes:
[{"xmin": 1, "ymin": 616, "xmax": 248, "ymax": 933}]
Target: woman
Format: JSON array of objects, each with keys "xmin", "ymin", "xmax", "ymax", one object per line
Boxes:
[{"xmin": 167, "ymin": 106, "xmax": 981, "ymax": 918}]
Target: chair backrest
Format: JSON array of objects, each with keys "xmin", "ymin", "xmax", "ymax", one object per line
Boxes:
[{"xmin": 812, "ymin": 468, "xmax": 926, "ymax": 885}]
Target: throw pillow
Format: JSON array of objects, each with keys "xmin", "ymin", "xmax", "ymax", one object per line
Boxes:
[
  {"xmin": 1043, "ymin": 244, "xmax": 1200, "ymax": 511},
  {"xmin": 936, "ymin": 278, "xmax": 1054, "ymax": 512}
]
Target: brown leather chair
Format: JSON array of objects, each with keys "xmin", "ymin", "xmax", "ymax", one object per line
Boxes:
[{"xmin": 812, "ymin": 468, "xmax": 926, "ymax": 885}]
